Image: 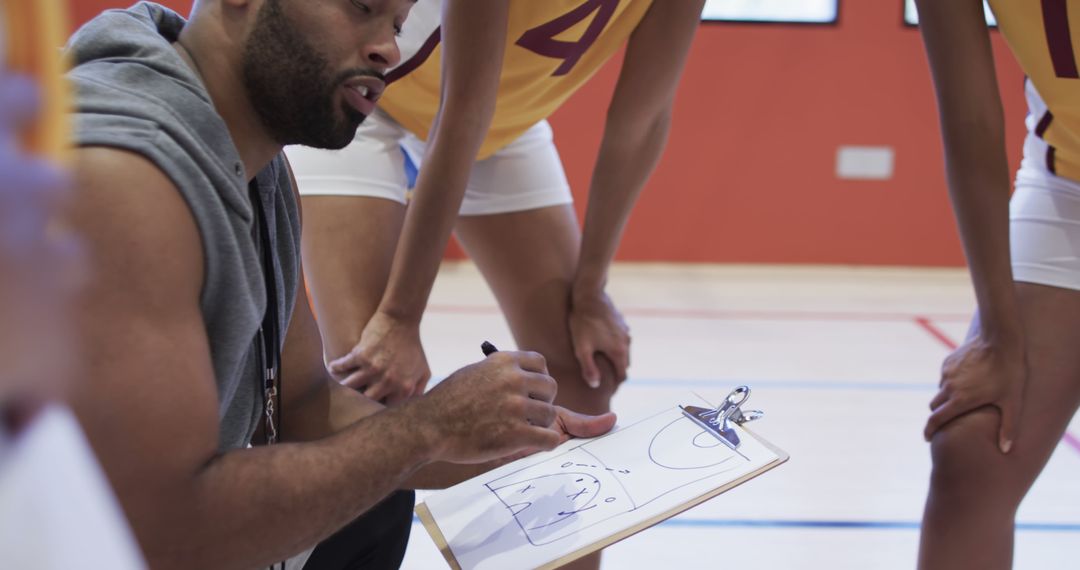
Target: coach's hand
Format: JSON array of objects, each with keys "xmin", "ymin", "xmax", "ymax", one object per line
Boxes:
[
  {"xmin": 412, "ymin": 350, "xmax": 616, "ymax": 464},
  {"xmin": 515, "ymin": 405, "xmax": 618, "ymax": 459},
  {"xmin": 568, "ymin": 289, "xmax": 631, "ymax": 389},
  {"xmin": 410, "ymin": 350, "xmax": 565, "ymax": 464},
  {"xmin": 328, "ymin": 310, "xmax": 431, "ymax": 405}
]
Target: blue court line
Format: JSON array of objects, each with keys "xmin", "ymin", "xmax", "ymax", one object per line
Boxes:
[
  {"xmin": 411, "ymin": 517, "xmax": 1080, "ymax": 533},
  {"xmin": 657, "ymin": 519, "xmax": 1080, "ymax": 532},
  {"xmin": 626, "ymin": 378, "xmax": 937, "ymax": 392},
  {"xmin": 428, "ymin": 376, "xmax": 937, "ymax": 392}
]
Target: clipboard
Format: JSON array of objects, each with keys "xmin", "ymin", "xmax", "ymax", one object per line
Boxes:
[{"xmin": 416, "ymin": 387, "xmax": 789, "ymax": 570}]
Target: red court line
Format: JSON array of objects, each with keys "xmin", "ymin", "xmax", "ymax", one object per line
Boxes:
[
  {"xmin": 914, "ymin": 317, "xmax": 959, "ymax": 350},
  {"xmin": 428, "ymin": 304, "xmax": 971, "ymax": 323}
]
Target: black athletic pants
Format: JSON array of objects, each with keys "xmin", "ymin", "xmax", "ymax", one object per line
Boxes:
[{"xmin": 302, "ymin": 490, "xmax": 415, "ymax": 570}]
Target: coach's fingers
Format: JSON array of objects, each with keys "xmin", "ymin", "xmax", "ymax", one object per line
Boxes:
[{"xmin": 557, "ymin": 408, "xmax": 617, "ymax": 440}]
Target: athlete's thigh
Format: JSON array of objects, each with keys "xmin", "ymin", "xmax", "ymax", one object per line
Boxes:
[
  {"xmin": 451, "ymin": 120, "xmax": 578, "ymax": 353},
  {"xmin": 301, "ymin": 196, "xmax": 406, "ymax": 360},
  {"xmin": 455, "ymin": 204, "xmax": 581, "ymax": 357},
  {"xmin": 286, "ymin": 111, "xmax": 411, "ymax": 359},
  {"xmin": 1001, "ymin": 171, "xmax": 1080, "ymax": 485}
]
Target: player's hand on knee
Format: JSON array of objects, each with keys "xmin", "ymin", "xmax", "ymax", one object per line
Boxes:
[
  {"xmin": 327, "ymin": 311, "xmax": 431, "ymax": 405},
  {"xmin": 414, "ymin": 350, "xmax": 564, "ymax": 464},
  {"xmin": 568, "ymin": 289, "xmax": 631, "ymax": 388},
  {"xmin": 924, "ymin": 333, "xmax": 1027, "ymax": 454}
]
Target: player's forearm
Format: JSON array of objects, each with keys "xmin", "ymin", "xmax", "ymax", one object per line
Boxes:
[
  {"xmin": 572, "ymin": 0, "xmax": 699, "ymax": 295},
  {"xmin": 377, "ymin": 126, "xmax": 496, "ymax": 321},
  {"xmin": 141, "ymin": 402, "xmax": 439, "ymax": 570},
  {"xmin": 917, "ymin": 0, "xmax": 1022, "ymax": 341},
  {"xmin": 574, "ymin": 110, "xmax": 672, "ymax": 296},
  {"xmin": 381, "ymin": 109, "xmax": 498, "ymax": 322},
  {"xmin": 377, "ymin": 149, "xmax": 478, "ymax": 322},
  {"xmin": 941, "ymin": 122, "xmax": 1021, "ymax": 339},
  {"xmin": 378, "ymin": 0, "xmax": 507, "ymax": 320}
]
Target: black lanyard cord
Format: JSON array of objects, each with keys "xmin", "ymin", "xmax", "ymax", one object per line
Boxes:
[
  {"xmin": 250, "ymin": 181, "xmax": 286, "ymax": 570},
  {"xmin": 249, "ymin": 181, "xmax": 281, "ymax": 446}
]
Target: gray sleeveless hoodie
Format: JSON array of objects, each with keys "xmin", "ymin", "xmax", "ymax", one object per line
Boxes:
[{"xmin": 67, "ymin": 3, "xmax": 302, "ymax": 450}]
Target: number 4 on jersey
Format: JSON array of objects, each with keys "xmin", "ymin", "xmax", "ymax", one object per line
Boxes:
[
  {"xmin": 516, "ymin": 0, "xmax": 621, "ymax": 77},
  {"xmin": 1044, "ymin": 0, "xmax": 1080, "ymax": 78}
]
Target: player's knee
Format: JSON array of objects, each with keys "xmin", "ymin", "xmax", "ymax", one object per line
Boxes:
[
  {"xmin": 927, "ymin": 409, "xmax": 1016, "ymax": 503},
  {"xmin": 549, "ymin": 360, "xmax": 614, "ymax": 413},
  {"xmin": 519, "ymin": 341, "xmax": 618, "ymax": 411},
  {"xmin": 522, "ymin": 343, "xmax": 579, "ymax": 382}
]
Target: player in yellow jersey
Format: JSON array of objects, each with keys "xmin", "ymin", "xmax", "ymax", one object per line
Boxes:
[
  {"xmin": 289, "ymin": 0, "xmax": 703, "ymax": 422},
  {"xmin": 915, "ymin": 0, "xmax": 1080, "ymax": 567}
]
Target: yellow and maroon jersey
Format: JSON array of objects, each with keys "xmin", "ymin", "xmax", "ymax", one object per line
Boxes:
[
  {"xmin": 380, "ymin": 0, "xmax": 653, "ymax": 159},
  {"xmin": 989, "ymin": 0, "xmax": 1080, "ymax": 180}
]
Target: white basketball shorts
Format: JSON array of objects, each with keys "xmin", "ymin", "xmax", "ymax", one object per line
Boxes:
[{"xmin": 285, "ymin": 109, "xmax": 573, "ymax": 216}]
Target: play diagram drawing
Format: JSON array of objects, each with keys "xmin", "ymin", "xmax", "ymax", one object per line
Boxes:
[
  {"xmin": 486, "ymin": 410, "xmax": 744, "ymax": 546},
  {"xmin": 420, "ymin": 396, "xmax": 784, "ymax": 570}
]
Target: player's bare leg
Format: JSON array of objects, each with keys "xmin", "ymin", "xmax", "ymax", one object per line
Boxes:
[
  {"xmin": 456, "ymin": 204, "xmax": 619, "ymax": 414},
  {"xmin": 918, "ymin": 282, "xmax": 1080, "ymax": 570},
  {"xmin": 300, "ymin": 196, "xmax": 405, "ymax": 360},
  {"xmin": 456, "ymin": 204, "xmax": 616, "ymax": 570}
]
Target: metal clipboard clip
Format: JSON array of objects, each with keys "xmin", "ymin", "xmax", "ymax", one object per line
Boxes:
[{"xmin": 679, "ymin": 386, "xmax": 765, "ymax": 450}]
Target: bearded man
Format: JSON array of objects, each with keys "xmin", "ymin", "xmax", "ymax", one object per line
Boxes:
[{"xmin": 66, "ymin": 2, "xmax": 615, "ymax": 568}]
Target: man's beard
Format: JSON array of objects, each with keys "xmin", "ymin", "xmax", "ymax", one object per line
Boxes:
[{"xmin": 241, "ymin": 0, "xmax": 374, "ymax": 149}]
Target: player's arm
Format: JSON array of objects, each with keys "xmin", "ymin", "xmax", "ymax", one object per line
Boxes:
[
  {"xmin": 327, "ymin": 0, "xmax": 512, "ymax": 403},
  {"xmin": 371, "ymin": 0, "xmax": 510, "ymax": 330},
  {"xmin": 915, "ymin": 0, "xmax": 1025, "ymax": 451},
  {"xmin": 68, "ymin": 147, "xmax": 566, "ymax": 569},
  {"xmin": 569, "ymin": 0, "xmax": 705, "ymax": 385}
]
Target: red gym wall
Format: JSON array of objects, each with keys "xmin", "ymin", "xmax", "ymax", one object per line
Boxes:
[{"xmin": 70, "ymin": 1, "xmax": 1026, "ymax": 267}]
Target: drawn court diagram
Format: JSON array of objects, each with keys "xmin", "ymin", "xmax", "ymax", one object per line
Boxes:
[
  {"xmin": 419, "ymin": 395, "xmax": 787, "ymax": 570},
  {"xmin": 487, "ymin": 409, "xmax": 746, "ymax": 546}
]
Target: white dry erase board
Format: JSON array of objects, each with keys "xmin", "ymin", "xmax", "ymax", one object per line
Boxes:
[{"xmin": 416, "ymin": 394, "xmax": 789, "ymax": 570}]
